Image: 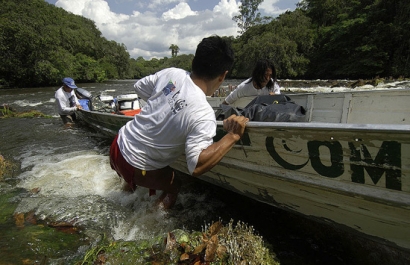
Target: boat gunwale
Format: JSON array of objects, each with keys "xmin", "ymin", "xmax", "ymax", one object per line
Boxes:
[
  {"xmin": 217, "ymin": 121, "xmax": 410, "ymax": 134},
  {"xmin": 79, "ymin": 110, "xmax": 410, "ymax": 134}
]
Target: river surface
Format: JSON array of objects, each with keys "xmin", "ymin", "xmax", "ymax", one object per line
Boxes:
[{"xmin": 1, "ymin": 79, "xmax": 410, "ymax": 265}]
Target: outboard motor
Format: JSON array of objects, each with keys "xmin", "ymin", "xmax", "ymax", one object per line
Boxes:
[{"xmin": 75, "ymin": 88, "xmax": 93, "ymax": 111}]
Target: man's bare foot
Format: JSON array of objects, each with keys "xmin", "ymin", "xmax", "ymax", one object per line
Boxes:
[
  {"xmin": 64, "ymin": 123, "xmax": 75, "ymax": 128},
  {"xmin": 157, "ymin": 191, "xmax": 178, "ymax": 209}
]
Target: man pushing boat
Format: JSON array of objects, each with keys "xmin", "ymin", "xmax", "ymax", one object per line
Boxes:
[{"xmin": 109, "ymin": 35, "xmax": 249, "ymax": 209}]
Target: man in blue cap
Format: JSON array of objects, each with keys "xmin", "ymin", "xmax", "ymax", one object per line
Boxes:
[{"xmin": 55, "ymin": 77, "xmax": 82, "ymax": 125}]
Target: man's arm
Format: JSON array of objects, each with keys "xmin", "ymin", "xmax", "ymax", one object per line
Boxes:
[
  {"xmin": 56, "ymin": 94, "xmax": 77, "ymax": 114},
  {"xmin": 192, "ymin": 115, "xmax": 249, "ymax": 176},
  {"xmin": 74, "ymin": 94, "xmax": 82, "ymax": 110},
  {"xmin": 134, "ymin": 74, "xmax": 157, "ymax": 101},
  {"xmin": 274, "ymin": 82, "xmax": 281, "ymax": 95},
  {"xmin": 223, "ymin": 81, "xmax": 249, "ymax": 105}
]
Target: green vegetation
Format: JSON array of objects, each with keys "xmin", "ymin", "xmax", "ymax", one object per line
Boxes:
[
  {"xmin": 1, "ymin": 0, "xmax": 409, "ymax": 88},
  {"xmin": 169, "ymin": 44, "xmax": 180, "ymax": 58},
  {"xmin": 0, "ymin": 155, "xmax": 16, "ymax": 180},
  {"xmin": 0, "ymin": 105, "xmax": 52, "ymax": 118},
  {"xmin": 300, "ymin": 0, "xmax": 410, "ymax": 78},
  {"xmin": 233, "ymin": 0, "xmax": 264, "ymax": 34},
  {"xmin": 0, "ymin": 0, "xmax": 130, "ymax": 88},
  {"xmin": 77, "ymin": 220, "xmax": 279, "ymax": 265}
]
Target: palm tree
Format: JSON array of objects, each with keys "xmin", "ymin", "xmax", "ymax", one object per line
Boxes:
[{"xmin": 169, "ymin": 44, "xmax": 180, "ymax": 57}]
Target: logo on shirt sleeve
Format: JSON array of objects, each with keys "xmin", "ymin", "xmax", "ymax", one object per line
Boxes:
[
  {"xmin": 162, "ymin": 80, "xmax": 186, "ymax": 115},
  {"xmin": 162, "ymin": 81, "xmax": 176, "ymax": 96}
]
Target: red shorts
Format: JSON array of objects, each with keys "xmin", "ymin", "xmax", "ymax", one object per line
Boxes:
[
  {"xmin": 109, "ymin": 135, "xmax": 156, "ymax": 195},
  {"xmin": 110, "ymin": 134, "xmax": 136, "ymax": 190}
]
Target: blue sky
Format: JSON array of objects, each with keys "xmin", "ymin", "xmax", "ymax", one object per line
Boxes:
[{"xmin": 44, "ymin": 0, "xmax": 300, "ymax": 59}]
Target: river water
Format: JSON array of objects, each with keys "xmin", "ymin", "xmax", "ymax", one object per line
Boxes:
[{"xmin": 1, "ymin": 79, "xmax": 410, "ymax": 265}]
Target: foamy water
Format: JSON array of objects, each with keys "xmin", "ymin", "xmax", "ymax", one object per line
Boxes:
[
  {"xmin": 283, "ymin": 80, "xmax": 410, "ymax": 93},
  {"xmin": 12, "ymin": 99, "xmax": 44, "ymax": 107},
  {"xmin": 14, "ymin": 147, "xmax": 218, "ymax": 243},
  {"xmin": 15, "ymin": 150, "xmax": 169, "ymax": 239}
]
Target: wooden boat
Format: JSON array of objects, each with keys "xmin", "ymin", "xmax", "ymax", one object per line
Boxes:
[{"xmin": 76, "ymin": 88, "xmax": 410, "ymax": 251}]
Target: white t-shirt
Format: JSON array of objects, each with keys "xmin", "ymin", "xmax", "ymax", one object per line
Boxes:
[
  {"xmin": 55, "ymin": 87, "xmax": 79, "ymax": 115},
  {"xmin": 117, "ymin": 68, "xmax": 216, "ymax": 175},
  {"xmin": 224, "ymin": 78, "xmax": 281, "ymax": 105}
]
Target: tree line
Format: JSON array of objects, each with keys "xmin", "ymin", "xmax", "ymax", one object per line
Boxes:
[
  {"xmin": 0, "ymin": 0, "xmax": 409, "ymax": 88},
  {"xmin": 0, "ymin": 0, "xmax": 130, "ymax": 88}
]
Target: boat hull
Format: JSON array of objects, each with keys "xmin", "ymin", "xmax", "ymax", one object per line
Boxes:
[
  {"xmin": 76, "ymin": 89, "xmax": 410, "ymax": 250},
  {"xmin": 171, "ymin": 122, "xmax": 410, "ymax": 250},
  {"xmin": 77, "ymin": 109, "xmax": 132, "ymax": 136}
]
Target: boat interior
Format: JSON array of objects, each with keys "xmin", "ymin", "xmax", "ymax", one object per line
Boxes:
[{"xmin": 208, "ymin": 89, "xmax": 410, "ymax": 125}]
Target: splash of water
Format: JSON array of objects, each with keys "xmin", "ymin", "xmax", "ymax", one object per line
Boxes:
[{"xmin": 14, "ymin": 150, "xmax": 219, "ymax": 245}]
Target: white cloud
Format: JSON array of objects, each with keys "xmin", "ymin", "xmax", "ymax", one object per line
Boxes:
[
  {"xmin": 259, "ymin": 0, "xmax": 293, "ymax": 16},
  {"xmin": 55, "ymin": 0, "xmax": 85, "ymax": 15},
  {"xmin": 56, "ymin": 0, "xmax": 128, "ymax": 24},
  {"xmin": 53, "ymin": 0, "xmax": 296, "ymax": 59},
  {"xmin": 147, "ymin": 0, "xmax": 186, "ymax": 10},
  {"xmin": 213, "ymin": 0, "xmax": 238, "ymax": 17},
  {"xmin": 162, "ymin": 2, "xmax": 198, "ymax": 21}
]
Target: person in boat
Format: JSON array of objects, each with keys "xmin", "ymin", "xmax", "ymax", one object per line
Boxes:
[
  {"xmin": 222, "ymin": 59, "xmax": 280, "ymax": 105},
  {"xmin": 109, "ymin": 35, "xmax": 249, "ymax": 209},
  {"xmin": 55, "ymin": 77, "xmax": 82, "ymax": 125}
]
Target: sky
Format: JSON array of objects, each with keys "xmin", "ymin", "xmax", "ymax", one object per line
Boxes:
[{"xmin": 44, "ymin": 0, "xmax": 300, "ymax": 59}]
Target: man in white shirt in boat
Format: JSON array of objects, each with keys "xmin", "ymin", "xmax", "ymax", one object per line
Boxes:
[{"xmin": 109, "ymin": 36, "xmax": 249, "ymax": 209}]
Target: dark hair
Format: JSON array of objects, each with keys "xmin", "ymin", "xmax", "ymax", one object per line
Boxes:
[
  {"xmin": 248, "ymin": 59, "xmax": 277, "ymax": 89},
  {"xmin": 191, "ymin": 35, "xmax": 235, "ymax": 80}
]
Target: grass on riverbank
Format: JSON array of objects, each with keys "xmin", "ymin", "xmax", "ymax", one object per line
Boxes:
[{"xmin": 0, "ymin": 105, "xmax": 52, "ymax": 119}]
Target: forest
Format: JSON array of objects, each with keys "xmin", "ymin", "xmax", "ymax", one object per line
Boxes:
[{"xmin": 0, "ymin": 0, "xmax": 409, "ymax": 88}]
